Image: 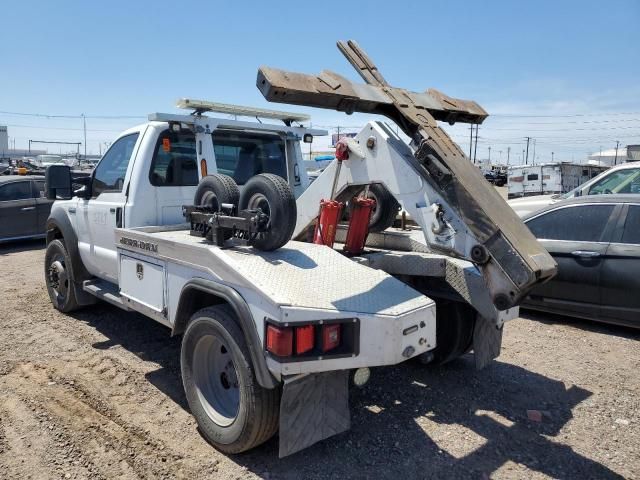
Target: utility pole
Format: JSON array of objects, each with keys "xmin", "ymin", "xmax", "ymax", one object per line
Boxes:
[
  {"xmin": 82, "ymin": 114, "xmax": 87, "ymax": 159},
  {"xmin": 488, "ymin": 146, "xmax": 491, "ymax": 164},
  {"xmin": 552, "ymin": 151, "xmax": 555, "ymax": 162},
  {"xmin": 614, "ymin": 140, "xmax": 620, "ymax": 165},
  {"xmin": 469, "ymin": 125, "xmax": 473, "ymax": 159},
  {"xmin": 525, "ymin": 137, "xmax": 531, "ymax": 165},
  {"xmin": 507, "ymin": 147, "xmax": 511, "ymax": 165},
  {"xmin": 532, "ymin": 139, "xmax": 536, "ymax": 165},
  {"xmin": 473, "ymin": 124, "xmax": 479, "ymax": 164}
]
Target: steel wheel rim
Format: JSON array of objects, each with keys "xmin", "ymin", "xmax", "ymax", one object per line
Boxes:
[
  {"xmin": 47, "ymin": 255, "xmax": 68, "ymax": 303},
  {"xmin": 247, "ymin": 193, "xmax": 272, "ymax": 235},
  {"xmin": 247, "ymin": 193, "xmax": 270, "ymax": 217},
  {"xmin": 193, "ymin": 334, "xmax": 240, "ymax": 427},
  {"xmin": 201, "ymin": 191, "xmax": 220, "ymax": 211}
]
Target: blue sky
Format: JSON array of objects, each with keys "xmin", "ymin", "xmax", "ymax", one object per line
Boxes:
[{"xmin": 1, "ymin": 0, "xmax": 639, "ymax": 162}]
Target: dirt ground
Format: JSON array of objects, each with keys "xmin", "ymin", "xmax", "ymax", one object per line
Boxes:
[{"xmin": 0, "ymin": 240, "xmax": 638, "ymax": 480}]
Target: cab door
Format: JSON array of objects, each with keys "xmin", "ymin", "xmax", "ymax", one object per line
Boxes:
[{"xmin": 76, "ymin": 132, "xmax": 141, "ymax": 282}]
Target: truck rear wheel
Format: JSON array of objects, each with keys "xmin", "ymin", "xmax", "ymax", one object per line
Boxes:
[
  {"xmin": 181, "ymin": 305, "xmax": 280, "ymax": 454},
  {"xmin": 194, "ymin": 174, "xmax": 240, "ymax": 211},
  {"xmin": 431, "ymin": 301, "xmax": 476, "ymax": 364},
  {"xmin": 44, "ymin": 239, "xmax": 81, "ymax": 313},
  {"xmin": 239, "ymin": 174, "xmax": 297, "ymax": 251}
]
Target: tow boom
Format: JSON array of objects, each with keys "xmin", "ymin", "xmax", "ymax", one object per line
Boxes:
[{"xmin": 256, "ymin": 40, "xmax": 556, "ymax": 310}]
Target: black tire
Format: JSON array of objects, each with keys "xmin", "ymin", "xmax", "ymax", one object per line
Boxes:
[
  {"xmin": 239, "ymin": 174, "xmax": 296, "ymax": 251},
  {"xmin": 350, "ymin": 184, "xmax": 399, "ymax": 233},
  {"xmin": 431, "ymin": 301, "xmax": 476, "ymax": 365},
  {"xmin": 181, "ymin": 305, "xmax": 280, "ymax": 454},
  {"xmin": 194, "ymin": 174, "xmax": 240, "ymax": 211},
  {"xmin": 44, "ymin": 239, "xmax": 81, "ymax": 313}
]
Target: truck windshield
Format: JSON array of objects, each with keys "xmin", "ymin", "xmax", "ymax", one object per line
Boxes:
[
  {"xmin": 561, "ymin": 166, "xmax": 640, "ymax": 199},
  {"xmin": 587, "ymin": 167, "xmax": 640, "ymax": 195},
  {"xmin": 212, "ymin": 130, "xmax": 287, "ymax": 185}
]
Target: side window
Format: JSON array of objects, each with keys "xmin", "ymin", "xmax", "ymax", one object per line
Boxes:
[
  {"xmin": 149, "ymin": 130, "xmax": 198, "ymax": 186},
  {"xmin": 527, "ymin": 173, "xmax": 539, "ymax": 181},
  {"xmin": 33, "ymin": 180, "xmax": 45, "ymax": 198},
  {"xmin": 526, "ymin": 204, "xmax": 615, "ymax": 242},
  {"xmin": 92, "ymin": 133, "xmax": 139, "ymax": 197},
  {"xmin": 212, "ymin": 130, "xmax": 287, "ymax": 185},
  {"xmin": 588, "ymin": 168, "xmax": 640, "ymax": 195},
  {"xmin": 621, "ymin": 206, "xmax": 640, "ymax": 244},
  {"xmin": 0, "ymin": 181, "xmax": 32, "ymax": 201}
]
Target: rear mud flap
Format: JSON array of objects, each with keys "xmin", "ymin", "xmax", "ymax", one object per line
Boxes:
[
  {"xmin": 473, "ymin": 315, "xmax": 503, "ymax": 370},
  {"xmin": 279, "ymin": 370, "xmax": 350, "ymax": 458}
]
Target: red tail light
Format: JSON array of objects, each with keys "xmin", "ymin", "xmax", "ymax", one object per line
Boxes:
[
  {"xmin": 266, "ymin": 324, "xmax": 292, "ymax": 357},
  {"xmin": 322, "ymin": 324, "xmax": 341, "ymax": 352},
  {"xmin": 295, "ymin": 325, "xmax": 315, "ymax": 354}
]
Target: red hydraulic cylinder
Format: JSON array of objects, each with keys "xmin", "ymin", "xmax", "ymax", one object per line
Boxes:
[
  {"xmin": 343, "ymin": 197, "xmax": 376, "ymax": 255},
  {"xmin": 313, "ymin": 199, "xmax": 344, "ymax": 247}
]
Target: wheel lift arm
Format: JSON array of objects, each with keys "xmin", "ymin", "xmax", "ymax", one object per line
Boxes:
[{"xmin": 256, "ymin": 40, "xmax": 556, "ymax": 310}]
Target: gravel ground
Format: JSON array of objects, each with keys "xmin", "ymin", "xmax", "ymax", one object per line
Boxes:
[{"xmin": 0, "ymin": 240, "xmax": 638, "ymax": 480}]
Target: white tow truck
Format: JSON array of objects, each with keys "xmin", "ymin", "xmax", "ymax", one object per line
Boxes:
[{"xmin": 43, "ymin": 41, "xmax": 556, "ymax": 457}]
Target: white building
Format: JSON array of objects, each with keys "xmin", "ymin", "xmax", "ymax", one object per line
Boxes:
[{"xmin": 587, "ymin": 145, "xmax": 639, "ymax": 166}]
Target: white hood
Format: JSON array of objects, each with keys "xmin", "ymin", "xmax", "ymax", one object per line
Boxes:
[{"xmin": 507, "ymin": 195, "xmax": 559, "ymax": 218}]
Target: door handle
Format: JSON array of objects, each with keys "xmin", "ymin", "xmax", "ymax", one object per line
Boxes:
[
  {"xmin": 571, "ymin": 250, "xmax": 600, "ymax": 258},
  {"xmin": 68, "ymin": 207, "xmax": 76, "ymax": 214},
  {"xmin": 109, "ymin": 208, "xmax": 116, "ymax": 213},
  {"xmin": 21, "ymin": 206, "xmax": 35, "ymax": 211}
]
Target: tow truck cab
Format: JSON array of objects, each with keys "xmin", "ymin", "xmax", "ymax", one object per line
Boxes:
[{"xmin": 53, "ymin": 112, "xmax": 324, "ymax": 283}]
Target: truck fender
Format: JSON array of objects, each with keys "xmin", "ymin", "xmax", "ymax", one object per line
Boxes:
[
  {"xmin": 46, "ymin": 209, "xmax": 92, "ymax": 284},
  {"xmin": 174, "ymin": 278, "xmax": 278, "ymax": 390}
]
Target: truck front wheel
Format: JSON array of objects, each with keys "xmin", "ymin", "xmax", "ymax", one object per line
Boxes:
[
  {"xmin": 181, "ymin": 305, "xmax": 280, "ymax": 454},
  {"xmin": 44, "ymin": 239, "xmax": 81, "ymax": 313}
]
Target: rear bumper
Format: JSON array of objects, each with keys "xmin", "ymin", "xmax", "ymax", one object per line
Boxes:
[{"xmin": 265, "ymin": 300, "xmax": 437, "ymax": 376}]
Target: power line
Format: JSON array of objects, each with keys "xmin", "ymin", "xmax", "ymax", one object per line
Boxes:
[
  {"xmin": 0, "ymin": 110, "xmax": 145, "ymax": 119},
  {"xmin": 0, "ymin": 123, "xmax": 124, "ymax": 132},
  {"xmin": 490, "ymin": 111, "xmax": 640, "ymax": 118}
]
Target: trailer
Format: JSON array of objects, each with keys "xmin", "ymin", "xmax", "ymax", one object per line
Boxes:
[{"xmin": 507, "ymin": 162, "xmax": 608, "ymax": 199}]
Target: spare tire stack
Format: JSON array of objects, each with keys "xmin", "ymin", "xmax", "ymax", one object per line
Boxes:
[{"xmin": 193, "ymin": 173, "xmax": 297, "ymax": 251}]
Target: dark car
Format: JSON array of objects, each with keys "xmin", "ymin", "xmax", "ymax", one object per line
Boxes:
[
  {"xmin": 0, "ymin": 175, "xmax": 53, "ymax": 242},
  {"xmin": 522, "ymin": 195, "xmax": 640, "ymax": 328},
  {"xmin": 483, "ymin": 169, "xmax": 507, "ymax": 187}
]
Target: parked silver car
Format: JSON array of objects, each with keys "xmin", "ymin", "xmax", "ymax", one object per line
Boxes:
[{"xmin": 521, "ymin": 195, "xmax": 640, "ymax": 328}]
